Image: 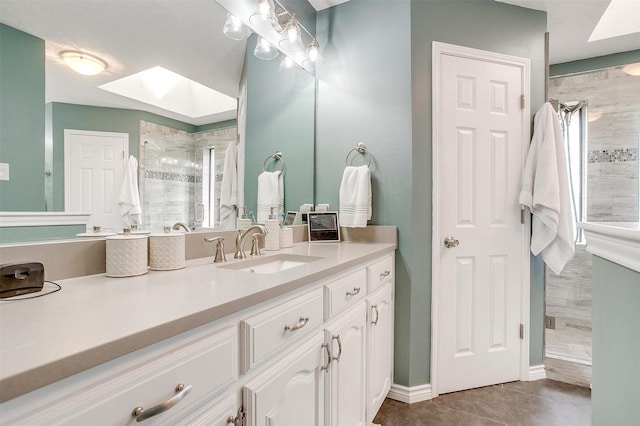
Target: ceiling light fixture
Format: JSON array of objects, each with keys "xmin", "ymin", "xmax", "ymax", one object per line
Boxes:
[
  {"xmin": 622, "ymin": 62, "xmax": 640, "ymax": 76},
  {"xmin": 279, "ymin": 14, "xmax": 303, "ymax": 51},
  {"xmin": 60, "ymin": 51, "xmax": 107, "ymax": 76}
]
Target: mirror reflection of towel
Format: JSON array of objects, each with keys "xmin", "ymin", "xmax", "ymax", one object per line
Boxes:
[
  {"xmin": 339, "ymin": 165, "xmax": 371, "ymax": 228},
  {"xmin": 257, "ymin": 171, "xmax": 283, "ymax": 223},
  {"xmin": 220, "ymin": 142, "xmax": 238, "ymax": 229},
  {"xmin": 119, "ymin": 155, "xmax": 142, "ymax": 226}
]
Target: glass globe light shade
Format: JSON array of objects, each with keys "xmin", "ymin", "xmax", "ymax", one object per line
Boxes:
[
  {"xmin": 254, "ymin": 36, "xmax": 279, "ymax": 60},
  {"xmin": 223, "ymin": 13, "xmax": 252, "ymax": 40}
]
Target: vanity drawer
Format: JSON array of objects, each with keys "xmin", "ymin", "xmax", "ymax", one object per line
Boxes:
[
  {"xmin": 367, "ymin": 255, "xmax": 393, "ymax": 293},
  {"xmin": 324, "ymin": 268, "xmax": 367, "ymax": 319},
  {"xmin": 240, "ymin": 288, "xmax": 324, "ymax": 374},
  {"xmin": 12, "ymin": 327, "xmax": 237, "ymax": 426}
]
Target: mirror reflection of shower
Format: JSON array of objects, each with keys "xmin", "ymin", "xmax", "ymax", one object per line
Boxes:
[{"xmin": 139, "ymin": 121, "xmax": 236, "ymax": 232}]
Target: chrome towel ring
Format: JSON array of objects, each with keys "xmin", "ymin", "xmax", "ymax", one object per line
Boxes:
[
  {"xmin": 345, "ymin": 142, "xmax": 372, "ymax": 167},
  {"xmin": 263, "ymin": 151, "xmax": 285, "ymax": 175}
]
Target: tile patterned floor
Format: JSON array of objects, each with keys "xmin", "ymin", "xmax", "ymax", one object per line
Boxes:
[{"xmin": 373, "ymin": 379, "xmax": 591, "ymax": 426}]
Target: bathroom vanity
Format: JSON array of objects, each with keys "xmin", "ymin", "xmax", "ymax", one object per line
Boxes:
[
  {"xmin": 580, "ymin": 222, "xmax": 640, "ymax": 426},
  {"xmin": 0, "ymin": 240, "xmax": 395, "ymax": 425}
]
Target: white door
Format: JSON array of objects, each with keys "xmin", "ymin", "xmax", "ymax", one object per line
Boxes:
[
  {"xmin": 325, "ymin": 302, "xmax": 367, "ymax": 426},
  {"xmin": 432, "ymin": 42, "xmax": 530, "ymax": 395},
  {"xmin": 243, "ymin": 333, "xmax": 325, "ymax": 426},
  {"xmin": 64, "ymin": 129, "xmax": 129, "ymax": 231},
  {"xmin": 366, "ymin": 283, "xmax": 393, "ymax": 423}
]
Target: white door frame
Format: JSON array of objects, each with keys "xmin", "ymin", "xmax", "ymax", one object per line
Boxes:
[
  {"xmin": 64, "ymin": 129, "xmax": 129, "ymax": 211},
  {"xmin": 430, "ymin": 41, "xmax": 531, "ymax": 398}
]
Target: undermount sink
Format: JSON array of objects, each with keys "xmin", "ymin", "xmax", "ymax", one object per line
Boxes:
[{"xmin": 219, "ymin": 254, "xmax": 323, "ymax": 274}]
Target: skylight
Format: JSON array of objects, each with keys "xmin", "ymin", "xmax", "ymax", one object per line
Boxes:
[
  {"xmin": 99, "ymin": 66, "xmax": 236, "ymax": 119},
  {"xmin": 589, "ymin": 0, "xmax": 640, "ymax": 42}
]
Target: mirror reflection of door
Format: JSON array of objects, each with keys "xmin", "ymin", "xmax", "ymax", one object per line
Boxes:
[{"xmin": 64, "ymin": 129, "xmax": 128, "ymax": 231}]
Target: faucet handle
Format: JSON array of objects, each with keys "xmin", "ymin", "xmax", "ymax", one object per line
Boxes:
[
  {"xmin": 250, "ymin": 233, "xmax": 262, "ymax": 256},
  {"xmin": 204, "ymin": 237, "xmax": 226, "ymax": 263}
]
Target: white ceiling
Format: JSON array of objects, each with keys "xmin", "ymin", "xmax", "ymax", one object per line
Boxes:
[
  {"xmin": 1, "ymin": 0, "xmax": 637, "ymax": 126},
  {"xmin": 496, "ymin": 0, "xmax": 640, "ymax": 64}
]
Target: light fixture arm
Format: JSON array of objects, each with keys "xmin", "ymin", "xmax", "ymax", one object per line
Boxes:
[{"xmin": 272, "ymin": 0, "xmax": 316, "ymax": 42}]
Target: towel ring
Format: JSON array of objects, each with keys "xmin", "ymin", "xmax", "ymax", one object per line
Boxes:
[
  {"xmin": 263, "ymin": 151, "xmax": 285, "ymax": 175},
  {"xmin": 345, "ymin": 142, "xmax": 372, "ymax": 167}
]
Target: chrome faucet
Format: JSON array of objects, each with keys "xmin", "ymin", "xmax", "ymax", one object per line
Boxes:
[
  {"xmin": 234, "ymin": 224, "xmax": 268, "ymax": 259},
  {"xmin": 172, "ymin": 222, "xmax": 192, "ymax": 232}
]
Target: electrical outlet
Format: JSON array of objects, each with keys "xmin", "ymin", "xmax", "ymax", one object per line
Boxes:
[
  {"xmin": 545, "ymin": 315, "xmax": 556, "ymax": 330},
  {"xmin": 0, "ymin": 163, "xmax": 9, "ymax": 181}
]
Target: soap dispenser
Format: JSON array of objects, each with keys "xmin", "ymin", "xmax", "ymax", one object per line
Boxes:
[
  {"xmin": 264, "ymin": 207, "xmax": 280, "ymax": 251},
  {"xmin": 236, "ymin": 207, "xmax": 252, "ymax": 231}
]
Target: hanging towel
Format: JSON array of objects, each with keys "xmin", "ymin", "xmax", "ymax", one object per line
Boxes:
[
  {"xmin": 119, "ymin": 155, "xmax": 142, "ymax": 227},
  {"xmin": 257, "ymin": 171, "xmax": 284, "ymax": 223},
  {"xmin": 220, "ymin": 142, "xmax": 238, "ymax": 229},
  {"xmin": 339, "ymin": 165, "xmax": 372, "ymax": 228},
  {"xmin": 519, "ymin": 102, "xmax": 576, "ymax": 274}
]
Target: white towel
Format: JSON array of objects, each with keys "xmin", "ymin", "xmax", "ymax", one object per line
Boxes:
[
  {"xmin": 219, "ymin": 142, "xmax": 238, "ymax": 229},
  {"xmin": 257, "ymin": 171, "xmax": 284, "ymax": 223},
  {"xmin": 519, "ymin": 102, "xmax": 576, "ymax": 274},
  {"xmin": 119, "ymin": 155, "xmax": 142, "ymax": 227},
  {"xmin": 339, "ymin": 165, "xmax": 372, "ymax": 228}
]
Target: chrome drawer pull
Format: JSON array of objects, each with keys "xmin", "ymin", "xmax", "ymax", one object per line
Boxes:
[
  {"xmin": 380, "ymin": 270, "xmax": 391, "ymax": 278},
  {"xmin": 346, "ymin": 287, "xmax": 361, "ymax": 297},
  {"xmin": 331, "ymin": 335, "xmax": 342, "ymax": 362},
  {"xmin": 284, "ymin": 316, "xmax": 309, "ymax": 332},
  {"xmin": 132, "ymin": 383, "xmax": 192, "ymax": 422},
  {"xmin": 371, "ymin": 304, "xmax": 379, "ymax": 325},
  {"xmin": 321, "ymin": 343, "xmax": 331, "ymax": 371}
]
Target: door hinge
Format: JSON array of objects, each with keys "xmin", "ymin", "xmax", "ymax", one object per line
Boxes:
[
  {"xmin": 227, "ymin": 407, "xmax": 246, "ymax": 426},
  {"xmin": 520, "ymin": 94, "xmax": 525, "ymax": 109},
  {"xmin": 519, "ymin": 324, "xmax": 524, "ymax": 340}
]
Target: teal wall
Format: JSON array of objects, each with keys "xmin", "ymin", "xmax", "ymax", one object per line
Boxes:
[
  {"xmin": 243, "ymin": 34, "xmax": 316, "ymax": 217},
  {"xmin": 0, "ymin": 225, "xmax": 86, "ymax": 244},
  {"xmin": 591, "ymin": 256, "xmax": 640, "ymax": 425},
  {"xmin": 550, "ymin": 49, "xmax": 640, "ymax": 77},
  {"xmin": 0, "ymin": 24, "xmax": 45, "ymax": 211},
  {"xmin": 196, "ymin": 119, "xmax": 237, "ymax": 132},
  {"xmin": 316, "ymin": 0, "xmax": 547, "ymax": 387},
  {"xmin": 48, "ymin": 102, "xmax": 196, "ymax": 211}
]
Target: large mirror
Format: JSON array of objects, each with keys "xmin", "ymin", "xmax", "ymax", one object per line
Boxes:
[{"xmin": 0, "ymin": 0, "xmax": 316, "ymax": 241}]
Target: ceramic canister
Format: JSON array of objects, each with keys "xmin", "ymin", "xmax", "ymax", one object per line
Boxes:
[
  {"xmin": 149, "ymin": 232, "xmax": 186, "ymax": 271},
  {"xmin": 279, "ymin": 227, "xmax": 293, "ymax": 248},
  {"xmin": 105, "ymin": 235, "xmax": 148, "ymax": 277}
]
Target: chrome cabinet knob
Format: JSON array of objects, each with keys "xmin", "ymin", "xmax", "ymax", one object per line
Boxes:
[{"xmin": 444, "ymin": 236, "xmax": 459, "ymax": 248}]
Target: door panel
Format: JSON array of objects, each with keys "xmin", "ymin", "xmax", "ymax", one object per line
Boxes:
[{"xmin": 434, "ymin": 45, "xmax": 528, "ymax": 395}]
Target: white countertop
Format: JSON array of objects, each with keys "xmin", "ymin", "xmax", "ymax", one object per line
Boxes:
[
  {"xmin": 579, "ymin": 222, "xmax": 640, "ymax": 273},
  {"xmin": 0, "ymin": 241, "xmax": 395, "ymax": 402}
]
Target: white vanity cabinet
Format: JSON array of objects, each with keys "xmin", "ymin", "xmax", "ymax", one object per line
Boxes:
[
  {"xmin": 324, "ymin": 302, "xmax": 368, "ymax": 426},
  {"xmin": 0, "ymin": 327, "xmax": 237, "ymax": 426},
  {"xmin": 242, "ymin": 333, "xmax": 327, "ymax": 426},
  {"xmin": 366, "ymin": 282, "xmax": 394, "ymax": 423}
]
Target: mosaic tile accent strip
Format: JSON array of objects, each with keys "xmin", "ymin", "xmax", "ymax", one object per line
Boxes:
[
  {"xmin": 145, "ymin": 170, "xmax": 200, "ymax": 183},
  {"xmin": 588, "ymin": 148, "xmax": 638, "ymax": 163}
]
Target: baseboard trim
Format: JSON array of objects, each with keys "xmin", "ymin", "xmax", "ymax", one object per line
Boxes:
[
  {"xmin": 528, "ymin": 364, "xmax": 547, "ymax": 381},
  {"xmin": 387, "ymin": 383, "xmax": 433, "ymax": 404}
]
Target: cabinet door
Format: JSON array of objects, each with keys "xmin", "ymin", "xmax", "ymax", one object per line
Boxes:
[
  {"xmin": 367, "ymin": 283, "xmax": 393, "ymax": 423},
  {"xmin": 184, "ymin": 393, "xmax": 236, "ymax": 426},
  {"xmin": 325, "ymin": 302, "xmax": 367, "ymax": 426},
  {"xmin": 243, "ymin": 333, "xmax": 326, "ymax": 426}
]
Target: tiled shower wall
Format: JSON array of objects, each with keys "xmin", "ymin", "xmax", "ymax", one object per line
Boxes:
[
  {"xmin": 139, "ymin": 121, "xmax": 236, "ymax": 232},
  {"xmin": 546, "ymin": 66, "xmax": 640, "ymax": 385}
]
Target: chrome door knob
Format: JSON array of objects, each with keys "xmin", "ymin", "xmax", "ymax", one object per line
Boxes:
[{"xmin": 444, "ymin": 236, "xmax": 459, "ymax": 248}]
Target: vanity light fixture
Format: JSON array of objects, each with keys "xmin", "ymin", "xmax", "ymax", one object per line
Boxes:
[
  {"xmin": 59, "ymin": 51, "xmax": 107, "ymax": 76},
  {"xmin": 279, "ymin": 55, "xmax": 298, "ymax": 74},
  {"xmin": 279, "ymin": 14, "xmax": 303, "ymax": 51},
  {"xmin": 254, "ymin": 36, "xmax": 279, "ymax": 60},
  {"xmin": 249, "ymin": 0, "xmax": 278, "ymax": 30},
  {"xmin": 303, "ymin": 38, "xmax": 323, "ymax": 70},
  {"xmin": 223, "ymin": 12, "xmax": 252, "ymax": 40}
]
